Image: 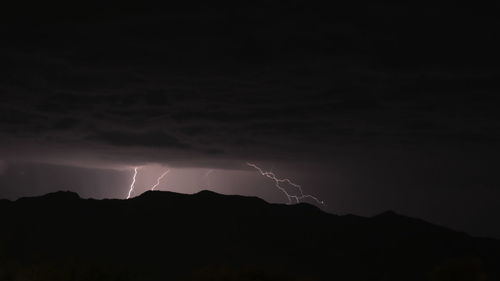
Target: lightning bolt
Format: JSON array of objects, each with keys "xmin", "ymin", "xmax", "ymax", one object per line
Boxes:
[
  {"xmin": 246, "ymin": 162, "xmax": 325, "ymax": 206},
  {"xmin": 205, "ymin": 169, "xmax": 214, "ymax": 177},
  {"xmin": 126, "ymin": 167, "xmax": 139, "ymax": 199},
  {"xmin": 201, "ymin": 169, "xmax": 213, "ymax": 188},
  {"xmin": 150, "ymin": 169, "xmax": 170, "ymax": 191}
]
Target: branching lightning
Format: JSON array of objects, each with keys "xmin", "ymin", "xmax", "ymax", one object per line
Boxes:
[
  {"xmin": 205, "ymin": 169, "xmax": 214, "ymax": 178},
  {"xmin": 201, "ymin": 169, "xmax": 214, "ymax": 188},
  {"xmin": 150, "ymin": 169, "xmax": 170, "ymax": 191},
  {"xmin": 247, "ymin": 162, "xmax": 325, "ymax": 206},
  {"xmin": 126, "ymin": 167, "xmax": 139, "ymax": 199},
  {"xmin": 125, "ymin": 164, "xmax": 323, "ymax": 206}
]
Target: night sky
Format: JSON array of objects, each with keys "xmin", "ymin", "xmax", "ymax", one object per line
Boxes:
[{"xmin": 1, "ymin": 2, "xmax": 500, "ymax": 237}]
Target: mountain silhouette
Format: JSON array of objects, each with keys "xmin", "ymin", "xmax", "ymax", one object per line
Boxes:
[{"xmin": 0, "ymin": 190, "xmax": 498, "ymax": 281}]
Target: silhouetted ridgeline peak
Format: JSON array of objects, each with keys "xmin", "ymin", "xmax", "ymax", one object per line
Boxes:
[
  {"xmin": 0, "ymin": 190, "xmax": 498, "ymax": 281},
  {"xmin": 14, "ymin": 190, "xmax": 81, "ymax": 205}
]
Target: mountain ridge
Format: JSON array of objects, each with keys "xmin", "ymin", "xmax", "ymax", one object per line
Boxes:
[
  {"xmin": 0, "ymin": 190, "xmax": 498, "ymax": 281},
  {"xmin": 1, "ymin": 189, "xmax": 487, "ymax": 238}
]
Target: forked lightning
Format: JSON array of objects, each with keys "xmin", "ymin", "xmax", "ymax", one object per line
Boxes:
[
  {"xmin": 150, "ymin": 169, "xmax": 170, "ymax": 191},
  {"xmin": 126, "ymin": 167, "xmax": 170, "ymax": 198},
  {"xmin": 247, "ymin": 162, "xmax": 325, "ymax": 206}
]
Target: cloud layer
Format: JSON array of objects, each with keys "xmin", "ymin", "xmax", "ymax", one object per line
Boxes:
[{"xmin": 1, "ymin": 6, "xmax": 499, "ymax": 167}]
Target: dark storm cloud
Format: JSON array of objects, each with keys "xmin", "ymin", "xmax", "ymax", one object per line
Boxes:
[
  {"xmin": 1, "ymin": 2, "xmax": 499, "ymax": 162},
  {"xmin": 0, "ymin": 160, "xmax": 6, "ymax": 175},
  {"xmin": 87, "ymin": 130, "xmax": 191, "ymax": 149}
]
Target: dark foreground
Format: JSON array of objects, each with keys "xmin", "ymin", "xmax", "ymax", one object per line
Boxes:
[{"xmin": 0, "ymin": 190, "xmax": 499, "ymax": 281}]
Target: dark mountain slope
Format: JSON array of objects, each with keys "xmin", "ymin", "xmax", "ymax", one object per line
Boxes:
[{"xmin": 0, "ymin": 190, "xmax": 498, "ymax": 281}]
